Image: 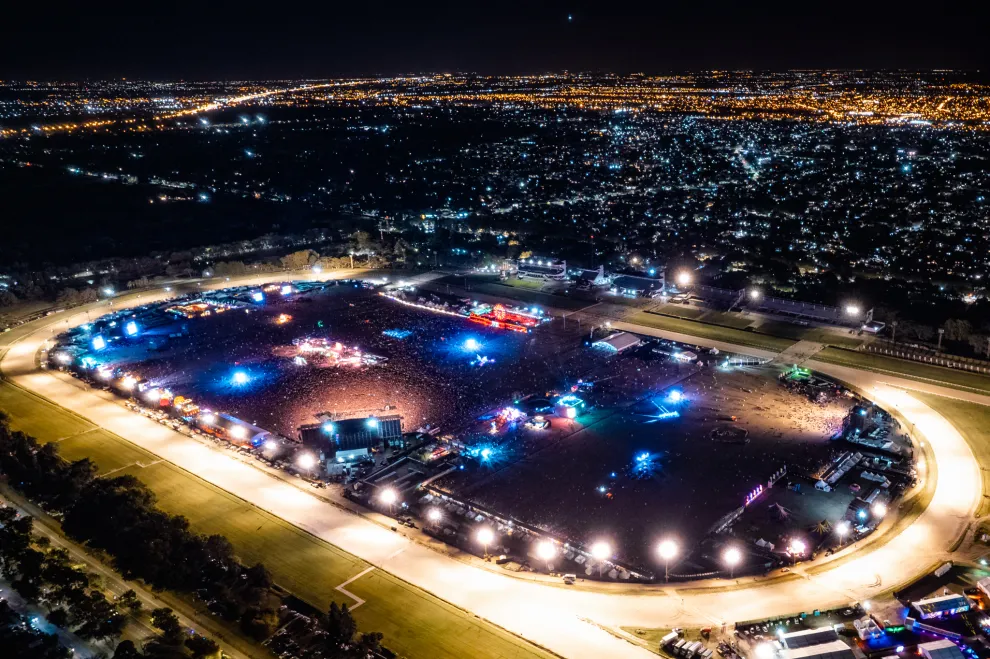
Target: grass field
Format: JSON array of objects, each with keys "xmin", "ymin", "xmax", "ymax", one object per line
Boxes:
[
  {"xmin": 624, "ymin": 310, "xmax": 796, "ymax": 353},
  {"xmin": 910, "ymin": 392, "xmax": 990, "ymax": 517},
  {"xmin": 0, "ymin": 382, "xmax": 556, "ymax": 659},
  {"xmin": 814, "ymin": 347, "xmax": 990, "ymax": 395}
]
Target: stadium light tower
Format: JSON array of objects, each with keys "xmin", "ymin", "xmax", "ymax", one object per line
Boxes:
[
  {"xmin": 657, "ymin": 539, "xmax": 678, "ymax": 582},
  {"xmin": 379, "ymin": 487, "xmax": 398, "ymax": 514},
  {"xmin": 537, "ymin": 540, "xmax": 557, "ymax": 572},
  {"xmin": 676, "ymin": 271, "xmax": 692, "ymax": 287},
  {"xmin": 427, "ymin": 508, "xmax": 442, "ymax": 525},
  {"xmin": 723, "ymin": 546, "xmax": 742, "ymax": 578},
  {"xmin": 590, "ymin": 541, "xmax": 612, "ymax": 578},
  {"xmin": 477, "ymin": 527, "xmax": 494, "ymax": 559},
  {"xmin": 845, "ymin": 304, "xmax": 861, "ymax": 316}
]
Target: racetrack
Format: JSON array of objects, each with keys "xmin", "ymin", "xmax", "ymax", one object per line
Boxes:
[{"xmin": 1, "ymin": 271, "xmax": 985, "ymax": 659}]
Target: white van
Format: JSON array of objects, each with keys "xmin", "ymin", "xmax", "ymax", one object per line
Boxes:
[{"xmin": 562, "ymin": 574, "xmax": 577, "ymax": 585}]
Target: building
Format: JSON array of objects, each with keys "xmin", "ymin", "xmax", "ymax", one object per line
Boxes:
[
  {"xmin": 779, "ymin": 628, "xmax": 857, "ymax": 659},
  {"xmin": 299, "ymin": 414, "xmax": 404, "ymax": 457},
  {"xmin": 592, "ymin": 332, "xmax": 642, "ymax": 354},
  {"xmin": 918, "ymin": 640, "xmax": 966, "ymax": 659},
  {"xmin": 515, "ymin": 258, "xmax": 567, "ymax": 281},
  {"xmin": 910, "ymin": 593, "xmax": 970, "ymax": 620},
  {"xmin": 610, "ymin": 274, "xmax": 664, "ymax": 298}
]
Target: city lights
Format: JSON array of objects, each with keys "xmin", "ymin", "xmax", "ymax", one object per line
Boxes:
[
  {"xmin": 872, "ymin": 502, "xmax": 887, "ymax": 517},
  {"xmin": 427, "ymin": 508, "xmax": 442, "ymax": 524},
  {"xmin": 296, "ymin": 452, "xmax": 317, "ymax": 469},
  {"xmin": 675, "ymin": 271, "xmax": 692, "ymax": 287}
]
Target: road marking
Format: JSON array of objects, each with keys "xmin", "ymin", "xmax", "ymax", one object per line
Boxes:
[{"xmin": 335, "ymin": 566, "xmax": 375, "ymax": 609}]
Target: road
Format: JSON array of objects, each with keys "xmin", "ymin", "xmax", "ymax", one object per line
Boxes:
[
  {"xmin": 0, "ymin": 488, "xmax": 258, "ymax": 659},
  {"xmin": 0, "ymin": 271, "xmax": 986, "ymax": 659}
]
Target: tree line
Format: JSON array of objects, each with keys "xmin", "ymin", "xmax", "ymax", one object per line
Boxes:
[{"xmin": 0, "ymin": 412, "xmax": 387, "ymax": 658}]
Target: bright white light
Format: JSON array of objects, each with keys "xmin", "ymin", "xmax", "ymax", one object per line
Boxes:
[
  {"xmin": 312, "ymin": 265, "xmax": 323, "ymax": 274},
  {"xmin": 201, "ymin": 413, "xmax": 216, "ymax": 425},
  {"xmin": 124, "ymin": 320, "xmax": 138, "ymax": 336},
  {"xmin": 789, "ymin": 539, "xmax": 806, "ymax": 555},
  {"xmin": 102, "ymin": 287, "xmax": 115, "ymax": 296},
  {"xmin": 322, "ymin": 422, "xmax": 335, "ymax": 434},
  {"xmin": 872, "ymin": 502, "xmax": 887, "ymax": 517},
  {"xmin": 537, "ymin": 540, "xmax": 557, "ymax": 561},
  {"xmin": 366, "ymin": 417, "xmax": 379, "ymax": 429},
  {"xmin": 836, "ymin": 521, "xmax": 851, "ymax": 537},
  {"xmin": 55, "ymin": 352, "xmax": 72, "ymax": 364},
  {"xmin": 667, "ymin": 390, "xmax": 682, "ymax": 403},
  {"xmin": 251, "ymin": 291, "xmax": 264, "ymax": 302},
  {"xmin": 296, "ymin": 452, "xmax": 317, "ymax": 469},
  {"xmin": 676, "ymin": 271, "xmax": 692, "ymax": 286},
  {"xmin": 264, "ymin": 439, "xmax": 278, "ymax": 451},
  {"xmin": 755, "ymin": 643, "xmax": 775, "ymax": 659},
  {"xmin": 232, "ymin": 371, "xmax": 249, "ymax": 385},
  {"xmin": 380, "ymin": 488, "xmax": 398, "ymax": 505},
  {"xmin": 120, "ymin": 376, "xmax": 137, "ymax": 391},
  {"xmin": 427, "ymin": 508, "xmax": 442, "ymax": 523},
  {"xmin": 230, "ymin": 426, "xmax": 247, "ymax": 440},
  {"xmin": 658, "ymin": 539, "xmax": 678, "ymax": 561},
  {"xmin": 477, "ymin": 528, "xmax": 494, "ymax": 546},
  {"xmin": 862, "ymin": 600, "xmax": 872, "ymax": 611},
  {"xmin": 749, "ymin": 289, "xmax": 761, "ymax": 300},
  {"xmin": 281, "ymin": 285, "xmax": 292, "ymax": 295},
  {"xmin": 91, "ymin": 335, "xmax": 106, "ymax": 351},
  {"xmin": 845, "ymin": 304, "xmax": 861, "ymax": 316},
  {"xmin": 464, "ymin": 338, "xmax": 481, "ymax": 351},
  {"xmin": 590, "ymin": 541, "xmax": 611, "ymax": 561},
  {"xmin": 565, "ymin": 407, "xmax": 577, "ymax": 419},
  {"xmin": 723, "ymin": 546, "xmax": 742, "ymax": 566}
]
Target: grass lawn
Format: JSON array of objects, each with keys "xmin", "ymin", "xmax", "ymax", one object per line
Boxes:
[
  {"xmin": 911, "ymin": 392, "xmax": 990, "ymax": 517},
  {"xmin": 625, "ymin": 310, "xmax": 796, "ymax": 353},
  {"xmin": 0, "ymin": 382, "xmax": 556, "ymax": 659},
  {"xmin": 815, "ymin": 348, "xmax": 990, "ymax": 395}
]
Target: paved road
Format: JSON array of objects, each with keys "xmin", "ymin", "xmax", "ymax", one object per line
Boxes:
[
  {"xmin": 0, "ymin": 488, "xmax": 258, "ymax": 659},
  {"xmin": 1, "ymin": 272, "xmax": 986, "ymax": 659}
]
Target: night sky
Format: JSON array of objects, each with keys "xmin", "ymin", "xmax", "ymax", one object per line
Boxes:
[{"xmin": 2, "ymin": 1, "xmax": 982, "ymax": 79}]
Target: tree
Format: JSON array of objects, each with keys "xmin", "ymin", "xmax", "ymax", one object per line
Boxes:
[
  {"xmin": 280, "ymin": 249, "xmax": 318, "ymax": 270},
  {"xmin": 185, "ymin": 634, "xmax": 221, "ymax": 658},
  {"xmin": 240, "ymin": 606, "xmax": 278, "ymax": 641},
  {"xmin": 112, "ymin": 640, "xmax": 145, "ymax": 659},
  {"xmin": 118, "ymin": 589, "xmax": 142, "ymax": 614},
  {"xmin": 150, "ymin": 607, "xmax": 184, "ymax": 645},
  {"xmin": 325, "ymin": 601, "xmax": 357, "ymax": 649},
  {"xmin": 46, "ymin": 607, "xmax": 69, "ymax": 628}
]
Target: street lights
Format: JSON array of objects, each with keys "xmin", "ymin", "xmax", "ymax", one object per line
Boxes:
[
  {"xmin": 427, "ymin": 508, "xmax": 442, "ymax": 526},
  {"xmin": 590, "ymin": 541, "xmax": 611, "ymax": 578},
  {"xmin": 723, "ymin": 546, "xmax": 742, "ymax": 578},
  {"xmin": 379, "ymin": 487, "xmax": 398, "ymax": 515},
  {"xmin": 296, "ymin": 452, "xmax": 317, "ymax": 471},
  {"xmin": 835, "ymin": 520, "xmax": 851, "ymax": 546},
  {"xmin": 658, "ymin": 539, "xmax": 678, "ymax": 582},
  {"xmin": 748, "ymin": 288, "xmax": 761, "ymax": 301},
  {"xmin": 537, "ymin": 540, "xmax": 557, "ymax": 572},
  {"xmin": 871, "ymin": 502, "xmax": 887, "ymax": 518},
  {"xmin": 845, "ymin": 304, "xmax": 861, "ymax": 317},
  {"xmin": 477, "ymin": 527, "xmax": 494, "ymax": 559},
  {"xmin": 676, "ymin": 271, "xmax": 692, "ymax": 287}
]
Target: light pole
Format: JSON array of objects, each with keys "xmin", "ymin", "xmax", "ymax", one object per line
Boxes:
[
  {"xmin": 427, "ymin": 508, "xmax": 442, "ymax": 527},
  {"xmin": 379, "ymin": 487, "xmax": 397, "ymax": 515},
  {"xmin": 937, "ymin": 328, "xmax": 944, "ymax": 351},
  {"xmin": 835, "ymin": 520, "xmax": 851, "ymax": 547},
  {"xmin": 591, "ymin": 541, "xmax": 611, "ymax": 578},
  {"xmin": 537, "ymin": 540, "xmax": 557, "ymax": 572},
  {"xmin": 723, "ymin": 546, "xmax": 741, "ymax": 579},
  {"xmin": 658, "ymin": 539, "xmax": 678, "ymax": 582},
  {"xmin": 477, "ymin": 528, "xmax": 494, "ymax": 559}
]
